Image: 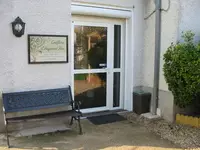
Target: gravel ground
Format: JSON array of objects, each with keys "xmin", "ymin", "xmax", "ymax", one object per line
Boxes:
[{"xmin": 123, "ymin": 112, "xmax": 200, "ymax": 149}]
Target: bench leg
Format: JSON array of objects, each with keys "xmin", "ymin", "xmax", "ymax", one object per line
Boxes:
[
  {"xmin": 5, "ymin": 121, "xmax": 10, "ymax": 148},
  {"xmin": 77, "ymin": 116, "xmax": 82, "ymax": 135},
  {"xmin": 69, "ymin": 117, "xmax": 74, "ymax": 126}
]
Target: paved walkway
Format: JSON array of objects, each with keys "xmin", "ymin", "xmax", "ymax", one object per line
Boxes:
[{"xmin": 0, "ymin": 118, "xmax": 185, "ymax": 150}]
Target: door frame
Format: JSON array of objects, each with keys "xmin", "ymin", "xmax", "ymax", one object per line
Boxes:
[
  {"xmin": 71, "ymin": 3, "xmax": 134, "ymax": 113},
  {"xmin": 72, "ymin": 21, "xmax": 111, "ymax": 113},
  {"xmin": 71, "ymin": 19, "xmax": 125, "ymax": 113}
]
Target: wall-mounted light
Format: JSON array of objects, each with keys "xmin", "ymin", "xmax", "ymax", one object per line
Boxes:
[{"xmin": 11, "ymin": 17, "xmax": 25, "ymax": 37}]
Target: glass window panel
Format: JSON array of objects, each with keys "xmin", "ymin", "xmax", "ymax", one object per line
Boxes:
[
  {"xmin": 74, "ymin": 73, "xmax": 107, "ymax": 109},
  {"xmin": 113, "ymin": 72, "xmax": 120, "ymax": 107},
  {"xmin": 114, "ymin": 25, "xmax": 121, "ymax": 68},
  {"xmin": 74, "ymin": 26, "xmax": 107, "ymax": 69}
]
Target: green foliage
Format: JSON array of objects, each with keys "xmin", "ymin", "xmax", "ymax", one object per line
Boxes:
[{"xmin": 163, "ymin": 31, "xmax": 200, "ymax": 108}]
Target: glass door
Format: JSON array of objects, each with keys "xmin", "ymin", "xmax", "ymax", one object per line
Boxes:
[{"xmin": 72, "ymin": 20, "xmax": 124, "ymax": 112}]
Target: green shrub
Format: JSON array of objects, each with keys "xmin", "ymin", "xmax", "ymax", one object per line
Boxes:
[{"xmin": 163, "ymin": 31, "xmax": 200, "ymax": 108}]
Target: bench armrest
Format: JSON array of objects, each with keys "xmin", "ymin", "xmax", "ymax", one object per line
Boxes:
[
  {"xmin": 71, "ymin": 100, "xmax": 81, "ymax": 113},
  {"xmin": 75, "ymin": 100, "xmax": 81, "ymax": 112}
]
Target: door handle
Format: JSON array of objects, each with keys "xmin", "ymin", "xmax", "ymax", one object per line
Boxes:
[{"xmin": 99, "ymin": 63, "xmax": 107, "ymax": 68}]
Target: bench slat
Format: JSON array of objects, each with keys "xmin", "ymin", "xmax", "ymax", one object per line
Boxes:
[
  {"xmin": 6, "ymin": 110, "xmax": 81, "ymax": 122},
  {"xmin": 3, "ymin": 87, "xmax": 72, "ymax": 113}
]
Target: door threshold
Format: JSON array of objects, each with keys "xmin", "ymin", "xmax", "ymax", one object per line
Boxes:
[{"xmin": 82, "ymin": 109, "xmax": 127, "ymax": 118}]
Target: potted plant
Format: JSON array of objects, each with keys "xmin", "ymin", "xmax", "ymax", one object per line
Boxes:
[{"xmin": 163, "ymin": 31, "xmax": 200, "ymax": 127}]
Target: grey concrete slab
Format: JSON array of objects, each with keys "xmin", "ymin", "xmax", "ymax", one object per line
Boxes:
[{"xmin": 0, "ymin": 116, "xmax": 183, "ymax": 150}]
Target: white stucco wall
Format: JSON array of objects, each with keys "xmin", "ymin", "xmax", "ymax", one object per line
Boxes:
[
  {"xmin": 73, "ymin": 0, "xmax": 135, "ymax": 8},
  {"xmin": 72, "ymin": 0, "xmax": 145, "ymax": 87},
  {"xmin": 143, "ymin": 0, "xmax": 180, "ymax": 122},
  {"xmin": 72, "ymin": 0, "xmax": 145, "ymax": 111},
  {"xmin": 179, "ymin": 0, "xmax": 200, "ymax": 42},
  {"xmin": 1, "ymin": 0, "xmax": 197, "ymax": 129},
  {"xmin": 2, "ymin": 0, "xmax": 195, "ymax": 127},
  {"xmin": 143, "ymin": 0, "xmax": 200, "ymax": 122},
  {"xmin": 143, "ymin": 0, "xmax": 180, "ymax": 91},
  {"xmin": 0, "ymin": 0, "xmax": 145, "ymax": 132},
  {"xmin": 0, "ymin": 0, "xmax": 71, "ymax": 92},
  {"xmin": 71, "ymin": 0, "xmax": 200, "ymax": 122},
  {"xmin": 0, "ymin": 0, "xmax": 71, "ymax": 131}
]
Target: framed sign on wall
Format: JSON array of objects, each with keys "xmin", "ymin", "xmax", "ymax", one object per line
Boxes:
[{"xmin": 28, "ymin": 34, "xmax": 68, "ymax": 64}]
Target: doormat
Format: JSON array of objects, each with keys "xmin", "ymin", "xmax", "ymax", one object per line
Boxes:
[{"xmin": 87, "ymin": 113, "xmax": 126, "ymax": 125}]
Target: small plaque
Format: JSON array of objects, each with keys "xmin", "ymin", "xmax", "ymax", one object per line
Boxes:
[{"xmin": 28, "ymin": 34, "xmax": 68, "ymax": 64}]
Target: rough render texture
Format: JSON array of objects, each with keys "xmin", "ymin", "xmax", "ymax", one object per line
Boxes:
[
  {"xmin": 72, "ymin": 0, "xmax": 145, "ymax": 111},
  {"xmin": 72, "ymin": 0, "xmax": 200, "ymax": 122},
  {"xmin": 0, "ymin": 0, "xmax": 145, "ymax": 132},
  {"xmin": 0, "ymin": 0, "xmax": 197, "ymax": 131},
  {"xmin": 143, "ymin": 0, "xmax": 180, "ymax": 122},
  {"xmin": 174, "ymin": 0, "xmax": 200, "ymax": 116},
  {"xmin": 72, "ymin": 0, "xmax": 145, "ymax": 87},
  {"xmin": 72, "ymin": 0, "xmax": 136, "ymax": 8},
  {"xmin": 0, "ymin": 0, "xmax": 71, "ymax": 132},
  {"xmin": 178, "ymin": 0, "xmax": 200, "ymax": 42},
  {"xmin": 143, "ymin": 0, "xmax": 180, "ymax": 90}
]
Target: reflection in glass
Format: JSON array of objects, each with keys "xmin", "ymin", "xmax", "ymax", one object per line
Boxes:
[
  {"xmin": 74, "ymin": 73, "xmax": 106, "ymax": 109},
  {"xmin": 114, "ymin": 25, "xmax": 121, "ymax": 68},
  {"xmin": 113, "ymin": 72, "xmax": 120, "ymax": 107},
  {"xmin": 74, "ymin": 26, "xmax": 107, "ymax": 69}
]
